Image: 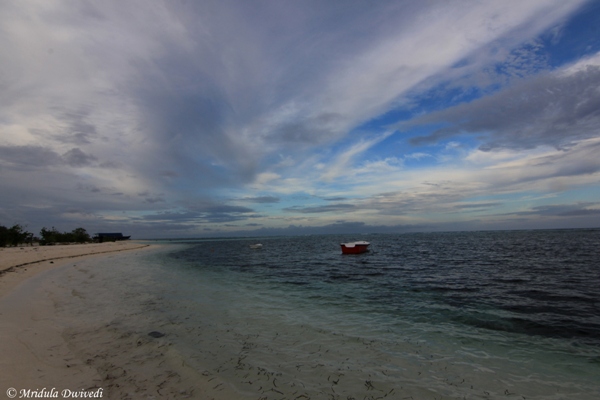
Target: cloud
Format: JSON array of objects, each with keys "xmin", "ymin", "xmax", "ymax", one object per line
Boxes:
[
  {"xmin": 0, "ymin": 0, "xmax": 597, "ymax": 237},
  {"xmin": 238, "ymin": 196, "xmax": 280, "ymax": 204},
  {"xmin": 293, "ymin": 136, "xmax": 600, "ymax": 222},
  {"xmin": 320, "ymin": 132, "xmax": 394, "ymax": 181},
  {"xmin": 452, "ymin": 202, "xmax": 503, "ymax": 210},
  {"xmin": 284, "ymin": 203, "xmax": 357, "ymax": 214},
  {"xmin": 62, "ymin": 148, "xmax": 98, "ymax": 167},
  {"xmin": 406, "ymin": 63, "xmax": 600, "ymax": 151},
  {"xmin": 504, "ymin": 202, "xmax": 600, "ymax": 217},
  {"xmin": 137, "ymin": 191, "xmax": 166, "ymax": 204},
  {"xmin": 137, "ymin": 202, "xmax": 259, "ymax": 225},
  {"xmin": 0, "ymin": 145, "xmax": 62, "ymax": 169},
  {"xmin": 0, "ymin": 145, "xmax": 101, "ymax": 171},
  {"xmin": 37, "ymin": 107, "xmax": 98, "ymax": 145},
  {"xmin": 227, "ymin": 221, "xmax": 368, "ymax": 237}
]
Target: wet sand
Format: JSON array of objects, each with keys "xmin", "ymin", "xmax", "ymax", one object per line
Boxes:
[{"xmin": 0, "ymin": 242, "xmax": 238, "ymax": 399}]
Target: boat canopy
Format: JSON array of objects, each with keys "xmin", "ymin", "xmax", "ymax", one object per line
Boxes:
[{"xmin": 341, "ymin": 241, "xmax": 369, "ymax": 248}]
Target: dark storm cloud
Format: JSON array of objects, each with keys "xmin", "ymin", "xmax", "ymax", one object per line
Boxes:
[
  {"xmin": 28, "ymin": 107, "xmax": 99, "ymax": 146},
  {"xmin": 76, "ymin": 183, "xmax": 101, "ymax": 193},
  {"xmin": 0, "ymin": 145, "xmax": 62, "ymax": 169},
  {"xmin": 0, "ymin": 145, "xmax": 100, "ymax": 170},
  {"xmin": 141, "ymin": 195, "xmax": 166, "ymax": 204},
  {"xmin": 408, "ymin": 66, "xmax": 600, "ymax": 150},
  {"xmin": 62, "ymin": 148, "xmax": 97, "ymax": 167},
  {"xmin": 132, "ymin": 80, "xmax": 255, "ymax": 186},
  {"xmin": 53, "ymin": 108, "xmax": 98, "ymax": 145}
]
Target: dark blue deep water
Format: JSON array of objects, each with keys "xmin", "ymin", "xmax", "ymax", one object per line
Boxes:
[{"xmin": 172, "ymin": 229, "xmax": 600, "ymax": 347}]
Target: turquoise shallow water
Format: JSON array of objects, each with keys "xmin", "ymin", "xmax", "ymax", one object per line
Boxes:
[{"xmin": 52, "ymin": 230, "xmax": 600, "ymax": 399}]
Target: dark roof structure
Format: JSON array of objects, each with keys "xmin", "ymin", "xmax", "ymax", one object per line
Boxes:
[{"xmin": 94, "ymin": 232, "xmax": 131, "ymax": 242}]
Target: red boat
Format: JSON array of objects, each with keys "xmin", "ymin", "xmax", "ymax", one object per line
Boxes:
[{"xmin": 340, "ymin": 241, "xmax": 370, "ymax": 254}]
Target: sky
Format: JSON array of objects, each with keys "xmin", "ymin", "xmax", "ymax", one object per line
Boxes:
[{"xmin": 1, "ymin": 0, "xmax": 600, "ymax": 239}]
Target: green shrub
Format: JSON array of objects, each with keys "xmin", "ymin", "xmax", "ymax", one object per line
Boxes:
[{"xmin": 0, "ymin": 224, "xmax": 32, "ymax": 246}]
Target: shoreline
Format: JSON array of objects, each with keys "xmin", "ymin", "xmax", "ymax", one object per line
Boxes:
[
  {"xmin": 0, "ymin": 242, "xmax": 153, "ymax": 299},
  {"xmin": 3, "ymin": 239, "xmax": 597, "ymax": 399},
  {"xmin": 0, "ymin": 242, "xmax": 240, "ymax": 399},
  {"xmin": 0, "ymin": 242, "xmax": 166, "ymax": 397}
]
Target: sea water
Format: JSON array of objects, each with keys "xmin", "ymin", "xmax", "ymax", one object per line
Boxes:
[{"xmin": 51, "ymin": 230, "xmax": 600, "ymax": 399}]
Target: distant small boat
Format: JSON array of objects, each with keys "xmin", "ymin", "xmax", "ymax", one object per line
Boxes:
[
  {"xmin": 249, "ymin": 243, "xmax": 263, "ymax": 249},
  {"xmin": 340, "ymin": 241, "xmax": 370, "ymax": 254}
]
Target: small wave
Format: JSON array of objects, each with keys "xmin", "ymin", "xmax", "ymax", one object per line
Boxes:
[{"xmin": 282, "ymin": 280, "xmax": 310, "ymax": 286}]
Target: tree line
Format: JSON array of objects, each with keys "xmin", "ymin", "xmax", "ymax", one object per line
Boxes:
[{"xmin": 0, "ymin": 224, "xmax": 92, "ymax": 247}]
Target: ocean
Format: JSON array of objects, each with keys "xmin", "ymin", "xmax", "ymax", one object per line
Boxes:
[{"xmin": 51, "ymin": 229, "xmax": 600, "ymax": 399}]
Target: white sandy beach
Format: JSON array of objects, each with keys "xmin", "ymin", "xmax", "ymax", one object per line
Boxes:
[
  {"xmin": 0, "ymin": 242, "xmax": 240, "ymax": 399},
  {"xmin": 0, "ymin": 242, "xmax": 151, "ymax": 296}
]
